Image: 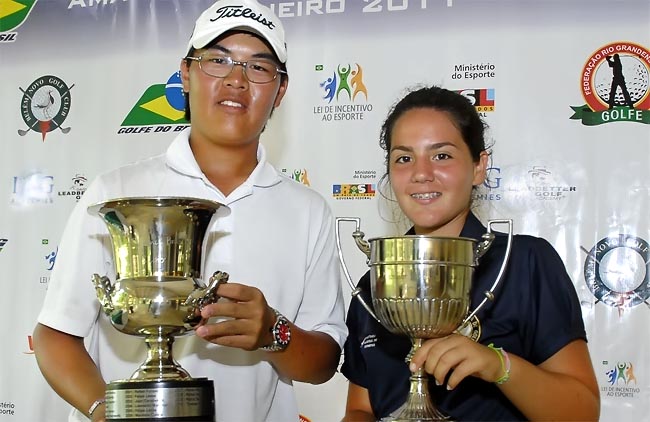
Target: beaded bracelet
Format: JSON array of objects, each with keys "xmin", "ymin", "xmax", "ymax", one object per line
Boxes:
[{"xmin": 488, "ymin": 343, "xmax": 511, "ymax": 384}]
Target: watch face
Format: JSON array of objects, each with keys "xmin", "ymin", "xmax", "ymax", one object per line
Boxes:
[
  {"xmin": 261, "ymin": 311, "xmax": 291, "ymax": 352},
  {"xmin": 276, "ymin": 318, "xmax": 291, "ymax": 346}
]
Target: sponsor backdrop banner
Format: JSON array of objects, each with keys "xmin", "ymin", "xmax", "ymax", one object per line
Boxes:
[{"xmin": 1, "ymin": 0, "xmax": 649, "ymax": 421}]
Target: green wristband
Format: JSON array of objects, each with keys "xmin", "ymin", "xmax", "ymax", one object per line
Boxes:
[{"xmin": 488, "ymin": 343, "xmax": 511, "ymax": 385}]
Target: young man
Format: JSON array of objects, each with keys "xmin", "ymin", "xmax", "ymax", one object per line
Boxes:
[{"xmin": 33, "ymin": 1, "xmax": 347, "ymax": 421}]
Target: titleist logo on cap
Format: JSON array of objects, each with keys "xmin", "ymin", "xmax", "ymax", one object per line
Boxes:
[{"xmin": 211, "ymin": 6, "xmax": 276, "ymax": 30}]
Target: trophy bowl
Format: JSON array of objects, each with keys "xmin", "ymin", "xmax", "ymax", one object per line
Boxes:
[
  {"xmin": 336, "ymin": 218, "xmax": 512, "ymax": 422},
  {"xmin": 370, "ymin": 236, "xmax": 475, "ymax": 339},
  {"xmin": 88, "ymin": 196, "xmax": 229, "ymax": 422}
]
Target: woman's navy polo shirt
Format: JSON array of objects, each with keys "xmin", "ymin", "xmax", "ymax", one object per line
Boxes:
[{"xmin": 341, "ymin": 213, "xmax": 587, "ymax": 421}]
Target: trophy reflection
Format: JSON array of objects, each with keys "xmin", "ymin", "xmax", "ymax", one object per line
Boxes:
[
  {"xmin": 336, "ymin": 218, "xmax": 512, "ymax": 422},
  {"xmin": 88, "ymin": 197, "xmax": 229, "ymax": 422}
]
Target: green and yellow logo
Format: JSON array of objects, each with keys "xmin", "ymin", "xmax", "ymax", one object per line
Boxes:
[
  {"xmin": 119, "ymin": 71, "xmax": 189, "ymax": 135},
  {"xmin": 0, "ymin": 0, "xmax": 38, "ymax": 42}
]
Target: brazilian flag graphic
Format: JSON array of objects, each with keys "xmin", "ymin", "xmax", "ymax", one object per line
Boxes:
[
  {"xmin": 121, "ymin": 71, "xmax": 189, "ymax": 126},
  {"xmin": 0, "ymin": 0, "xmax": 37, "ymax": 32}
]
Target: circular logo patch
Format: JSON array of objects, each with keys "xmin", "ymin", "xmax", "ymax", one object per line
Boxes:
[
  {"xmin": 584, "ymin": 235, "xmax": 650, "ymax": 308},
  {"xmin": 457, "ymin": 314, "xmax": 481, "ymax": 342},
  {"xmin": 19, "ymin": 75, "xmax": 72, "ymax": 138}
]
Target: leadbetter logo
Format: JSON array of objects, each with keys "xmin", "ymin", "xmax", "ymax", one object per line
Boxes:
[
  {"xmin": 19, "ymin": 75, "xmax": 73, "ymax": 141},
  {"xmin": 570, "ymin": 41, "xmax": 650, "ymax": 125},
  {"xmin": 57, "ymin": 174, "xmax": 87, "ymax": 201}
]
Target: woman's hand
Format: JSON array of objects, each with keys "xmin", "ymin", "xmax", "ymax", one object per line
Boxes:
[{"xmin": 409, "ymin": 334, "xmax": 505, "ymax": 389}]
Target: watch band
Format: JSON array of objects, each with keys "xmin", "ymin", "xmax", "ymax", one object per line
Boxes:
[{"xmin": 260, "ymin": 308, "xmax": 291, "ymax": 352}]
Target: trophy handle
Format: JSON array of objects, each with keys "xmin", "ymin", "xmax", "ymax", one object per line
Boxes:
[
  {"xmin": 335, "ymin": 217, "xmax": 380, "ymax": 323},
  {"xmin": 462, "ymin": 219, "xmax": 514, "ymax": 326},
  {"xmin": 92, "ymin": 273, "xmax": 115, "ymax": 314},
  {"xmin": 185, "ymin": 270, "xmax": 230, "ymax": 310},
  {"xmin": 475, "ymin": 232, "xmax": 495, "ymax": 261}
]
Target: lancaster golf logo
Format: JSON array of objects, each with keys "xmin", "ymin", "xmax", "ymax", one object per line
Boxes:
[
  {"xmin": 570, "ymin": 41, "xmax": 650, "ymax": 125},
  {"xmin": 19, "ymin": 76, "xmax": 73, "ymax": 141},
  {"xmin": 0, "ymin": 0, "xmax": 38, "ymax": 43}
]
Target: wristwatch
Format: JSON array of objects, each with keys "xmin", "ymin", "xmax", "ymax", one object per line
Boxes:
[{"xmin": 260, "ymin": 308, "xmax": 291, "ymax": 352}]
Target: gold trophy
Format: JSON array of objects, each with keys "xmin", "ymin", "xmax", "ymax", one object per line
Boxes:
[
  {"xmin": 336, "ymin": 218, "xmax": 512, "ymax": 422},
  {"xmin": 88, "ymin": 196, "xmax": 229, "ymax": 422}
]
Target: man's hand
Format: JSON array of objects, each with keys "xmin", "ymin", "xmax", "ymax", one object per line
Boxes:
[{"xmin": 195, "ymin": 283, "xmax": 276, "ymax": 350}]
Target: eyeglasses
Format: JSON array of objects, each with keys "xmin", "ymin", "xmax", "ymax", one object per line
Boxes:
[{"xmin": 185, "ymin": 55, "xmax": 287, "ymax": 84}]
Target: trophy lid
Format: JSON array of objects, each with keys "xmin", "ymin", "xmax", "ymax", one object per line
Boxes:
[{"xmin": 87, "ymin": 196, "xmax": 226, "ymax": 215}]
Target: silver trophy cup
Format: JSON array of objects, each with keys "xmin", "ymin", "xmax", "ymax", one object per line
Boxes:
[
  {"xmin": 336, "ymin": 218, "xmax": 512, "ymax": 422},
  {"xmin": 88, "ymin": 196, "xmax": 229, "ymax": 422}
]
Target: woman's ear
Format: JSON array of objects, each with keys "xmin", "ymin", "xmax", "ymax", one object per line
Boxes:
[{"xmin": 473, "ymin": 151, "xmax": 489, "ymax": 186}]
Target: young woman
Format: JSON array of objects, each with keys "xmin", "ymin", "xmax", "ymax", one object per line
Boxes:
[{"xmin": 341, "ymin": 86, "xmax": 599, "ymax": 421}]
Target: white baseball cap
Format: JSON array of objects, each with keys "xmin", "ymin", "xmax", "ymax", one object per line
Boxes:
[{"xmin": 187, "ymin": 0, "xmax": 287, "ymax": 64}]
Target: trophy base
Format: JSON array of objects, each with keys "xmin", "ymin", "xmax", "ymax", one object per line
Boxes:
[{"xmin": 105, "ymin": 378, "xmax": 215, "ymax": 422}]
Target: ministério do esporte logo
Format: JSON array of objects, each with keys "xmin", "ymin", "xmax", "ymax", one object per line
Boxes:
[
  {"xmin": 583, "ymin": 235, "xmax": 650, "ymax": 311},
  {"xmin": 570, "ymin": 41, "xmax": 650, "ymax": 125}
]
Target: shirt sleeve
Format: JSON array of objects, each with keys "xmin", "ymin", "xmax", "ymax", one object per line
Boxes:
[
  {"xmin": 37, "ymin": 176, "xmax": 112, "ymax": 337},
  {"xmin": 293, "ymin": 196, "xmax": 348, "ymax": 349},
  {"xmin": 519, "ymin": 236, "xmax": 587, "ymax": 364},
  {"xmin": 340, "ymin": 272, "xmax": 370, "ymax": 387}
]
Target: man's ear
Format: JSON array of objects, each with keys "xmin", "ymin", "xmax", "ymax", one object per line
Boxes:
[
  {"xmin": 273, "ymin": 77, "xmax": 289, "ymax": 108},
  {"xmin": 180, "ymin": 59, "xmax": 191, "ymax": 93}
]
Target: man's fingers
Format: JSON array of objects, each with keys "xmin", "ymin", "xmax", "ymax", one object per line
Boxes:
[
  {"xmin": 215, "ymin": 282, "xmax": 263, "ymax": 302},
  {"xmin": 200, "ymin": 299, "xmax": 268, "ymax": 321},
  {"xmin": 195, "ymin": 318, "xmax": 263, "ymax": 351}
]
